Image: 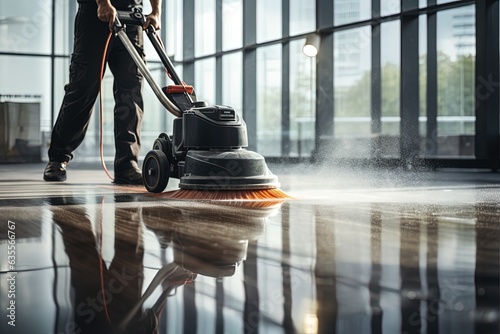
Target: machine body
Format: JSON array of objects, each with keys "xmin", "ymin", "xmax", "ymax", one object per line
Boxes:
[{"xmin": 115, "ymin": 8, "xmax": 279, "ymax": 193}]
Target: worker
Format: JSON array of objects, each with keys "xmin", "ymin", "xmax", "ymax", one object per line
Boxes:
[{"xmin": 43, "ymin": 0, "xmax": 161, "ymax": 184}]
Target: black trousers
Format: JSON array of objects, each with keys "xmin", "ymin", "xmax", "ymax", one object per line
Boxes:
[{"xmin": 49, "ymin": 3, "xmax": 144, "ymax": 171}]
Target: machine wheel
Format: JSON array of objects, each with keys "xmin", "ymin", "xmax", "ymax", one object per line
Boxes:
[
  {"xmin": 142, "ymin": 150, "xmax": 170, "ymax": 193},
  {"xmin": 158, "ymin": 132, "xmax": 170, "ymax": 140},
  {"xmin": 153, "ymin": 137, "xmax": 174, "ymax": 162}
]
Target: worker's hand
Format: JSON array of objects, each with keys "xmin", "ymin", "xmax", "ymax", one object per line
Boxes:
[
  {"xmin": 97, "ymin": 1, "xmax": 117, "ymax": 31},
  {"xmin": 144, "ymin": 13, "xmax": 161, "ymax": 30}
]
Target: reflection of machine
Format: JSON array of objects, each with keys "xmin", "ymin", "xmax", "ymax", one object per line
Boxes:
[
  {"xmin": 118, "ymin": 202, "xmax": 280, "ymax": 331},
  {"xmin": 142, "ymin": 202, "xmax": 278, "ymax": 277},
  {"xmin": 173, "ymin": 233, "xmax": 249, "ymax": 278}
]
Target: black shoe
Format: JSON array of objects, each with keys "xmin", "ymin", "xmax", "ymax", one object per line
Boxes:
[
  {"xmin": 43, "ymin": 161, "xmax": 67, "ymax": 181},
  {"xmin": 114, "ymin": 166, "xmax": 143, "ymax": 185}
]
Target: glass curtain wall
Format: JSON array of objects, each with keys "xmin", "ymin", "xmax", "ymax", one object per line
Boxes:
[
  {"xmin": 0, "ymin": 0, "xmax": 70, "ymax": 148},
  {"xmin": 0, "ymin": 1, "xmax": 493, "ymax": 166},
  {"xmin": 333, "ymin": 26, "xmax": 372, "ymax": 158},
  {"xmin": 289, "ymin": 39, "xmax": 316, "ymax": 157},
  {"xmin": 381, "ymin": 0, "xmax": 400, "ymax": 16},
  {"xmin": 289, "ymin": 0, "xmax": 316, "ymax": 36},
  {"xmin": 334, "ymin": 0, "xmax": 371, "ymax": 25},
  {"xmin": 256, "ymin": 0, "xmax": 282, "ymax": 43},
  {"xmin": 222, "ymin": 0, "xmax": 243, "ymax": 51},
  {"xmin": 221, "ymin": 1, "xmax": 243, "ymax": 115},
  {"xmin": 222, "ymin": 52, "xmax": 243, "ymax": 115},
  {"xmin": 256, "ymin": 45, "xmax": 282, "ymax": 156},
  {"xmin": 333, "ymin": 0, "xmax": 371, "ymax": 158},
  {"xmin": 289, "ymin": 0, "xmax": 317, "ymax": 157},
  {"xmin": 194, "ymin": 0, "xmax": 216, "ymax": 57},
  {"xmin": 380, "ymin": 21, "xmax": 401, "ymax": 158},
  {"xmin": 436, "ymin": 5, "xmax": 476, "ymax": 157},
  {"xmin": 195, "ymin": 58, "xmax": 217, "ymax": 105},
  {"xmin": 329, "ymin": 0, "xmax": 478, "ymax": 162},
  {"xmin": 419, "ymin": 15, "xmax": 427, "ymax": 142}
]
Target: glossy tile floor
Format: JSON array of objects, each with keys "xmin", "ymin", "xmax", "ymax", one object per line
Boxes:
[{"xmin": 0, "ymin": 161, "xmax": 499, "ymax": 334}]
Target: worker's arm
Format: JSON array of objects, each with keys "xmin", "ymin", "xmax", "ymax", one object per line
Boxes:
[
  {"xmin": 145, "ymin": 0, "xmax": 161, "ymax": 30},
  {"xmin": 96, "ymin": 0, "xmax": 117, "ymax": 31}
]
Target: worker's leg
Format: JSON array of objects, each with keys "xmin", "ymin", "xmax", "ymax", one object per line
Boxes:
[
  {"xmin": 107, "ymin": 25, "xmax": 145, "ymax": 174},
  {"xmin": 48, "ymin": 3, "xmax": 110, "ymax": 163}
]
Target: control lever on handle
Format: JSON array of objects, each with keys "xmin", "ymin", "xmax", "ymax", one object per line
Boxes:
[{"xmin": 114, "ymin": 7, "xmax": 146, "ymax": 28}]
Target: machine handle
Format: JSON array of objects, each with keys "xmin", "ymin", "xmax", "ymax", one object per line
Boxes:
[
  {"xmin": 115, "ymin": 7, "xmax": 145, "ymax": 27},
  {"xmin": 114, "ymin": 7, "xmax": 193, "ymax": 109}
]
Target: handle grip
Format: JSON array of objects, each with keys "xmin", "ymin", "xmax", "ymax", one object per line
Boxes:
[{"xmin": 115, "ymin": 7, "xmax": 145, "ymax": 27}]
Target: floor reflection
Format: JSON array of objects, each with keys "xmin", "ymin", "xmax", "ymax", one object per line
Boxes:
[
  {"xmin": 141, "ymin": 201, "xmax": 275, "ymax": 334},
  {"xmin": 48, "ymin": 198, "xmax": 278, "ymax": 333},
  {"xmin": 474, "ymin": 204, "xmax": 500, "ymax": 334},
  {"xmin": 309, "ymin": 202, "xmax": 500, "ymax": 334},
  {"xmin": 0, "ymin": 192, "xmax": 499, "ymax": 334},
  {"xmin": 52, "ymin": 199, "xmax": 146, "ymax": 333}
]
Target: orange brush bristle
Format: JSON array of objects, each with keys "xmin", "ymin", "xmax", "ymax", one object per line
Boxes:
[{"xmin": 151, "ymin": 188, "xmax": 293, "ymax": 201}]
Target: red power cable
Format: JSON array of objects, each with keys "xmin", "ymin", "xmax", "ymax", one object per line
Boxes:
[
  {"xmin": 99, "ymin": 196, "xmax": 112, "ymax": 325},
  {"xmin": 99, "ymin": 31, "xmax": 115, "ymax": 182}
]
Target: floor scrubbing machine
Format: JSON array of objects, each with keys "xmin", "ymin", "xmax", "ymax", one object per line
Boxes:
[{"xmin": 114, "ymin": 8, "xmax": 279, "ymax": 193}]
